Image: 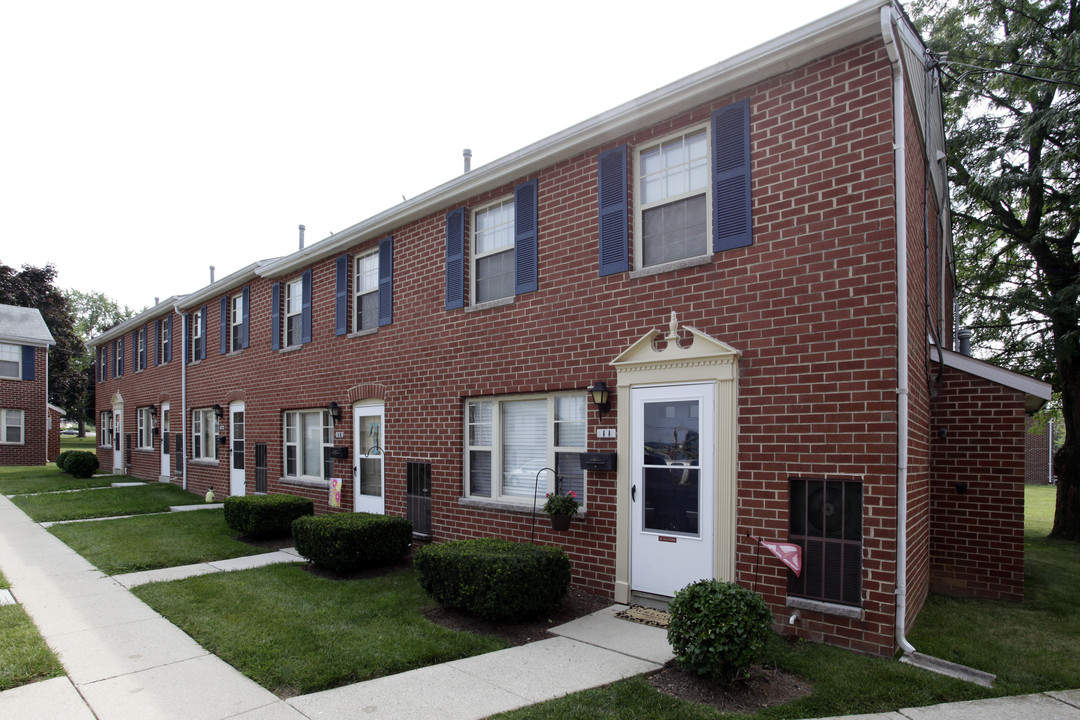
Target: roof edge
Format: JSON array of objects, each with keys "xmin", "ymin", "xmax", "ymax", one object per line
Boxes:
[
  {"xmin": 90, "ymin": 295, "xmax": 184, "ymax": 346},
  {"xmin": 941, "ymin": 348, "xmax": 1053, "ymax": 412}
]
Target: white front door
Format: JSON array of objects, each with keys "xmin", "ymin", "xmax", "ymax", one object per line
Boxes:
[
  {"xmin": 113, "ymin": 404, "xmax": 124, "ymax": 473},
  {"xmin": 229, "ymin": 402, "xmax": 246, "ymax": 497},
  {"xmin": 160, "ymin": 403, "xmax": 171, "ymax": 478},
  {"xmin": 630, "ymin": 383, "xmax": 715, "ymax": 597},
  {"xmin": 353, "ymin": 403, "xmax": 384, "ymax": 514}
]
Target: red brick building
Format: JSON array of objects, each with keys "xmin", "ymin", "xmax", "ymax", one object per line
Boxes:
[
  {"xmin": 91, "ymin": 0, "xmax": 1050, "ymax": 657},
  {"xmin": 0, "ymin": 305, "xmax": 57, "ymax": 466}
]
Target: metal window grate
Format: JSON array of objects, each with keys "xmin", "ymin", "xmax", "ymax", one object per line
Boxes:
[
  {"xmin": 175, "ymin": 434, "xmax": 184, "ymax": 472},
  {"xmin": 125, "ymin": 434, "xmax": 131, "ymax": 466},
  {"xmin": 788, "ymin": 478, "xmax": 862, "ymax": 606},
  {"xmin": 254, "ymin": 443, "xmax": 268, "ymax": 493},
  {"xmin": 406, "ymin": 461, "xmax": 431, "ymax": 537}
]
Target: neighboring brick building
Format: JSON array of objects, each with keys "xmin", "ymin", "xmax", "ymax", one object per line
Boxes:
[
  {"xmin": 0, "ymin": 305, "xmax": 56, "ymax": 466},
  {"xmin": 91, "ymin": 0, "xmax": 1050, "ymax": 657}
]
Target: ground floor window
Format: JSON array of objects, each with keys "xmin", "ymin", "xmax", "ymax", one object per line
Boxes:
[
  {"xmin": 788, "ymin": 477, "xmax": 862, "ymax": 606},
  {"xmin": 137, "ymin": 407, "xmax": 154, "ymax": 449},
  {"xmin": 99, "ymin": 411, "xmax": 113, "ymax": 447},
  {"xmin": 1, "ymin": 409, "xmax": 24, "ymax": 444},
  {"xmin": 284, "ymin": 409, "xmax": 331, "ymax": 480},
  {"xmin": 192, "ymin": 408, "xmax": 217, "ymax": 460},
  {"xmin": 465, "ymin": 393, "xmax": 586, "ymax": 504}
]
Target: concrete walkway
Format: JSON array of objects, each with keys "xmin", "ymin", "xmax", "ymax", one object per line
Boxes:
[{"xmin": 2, "ymin": 492, "xmax": 1079, "ymax": 720}]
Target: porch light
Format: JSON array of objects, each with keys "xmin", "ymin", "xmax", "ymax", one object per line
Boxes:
[
  {"xmin": 213, "ymin": 404, "xmax": 223, "ymax": 419},
  {"xmin": 328, "ymin": 401, "xmax": 342, "ymax": 423},
  {"xmin": 589, "ymin": 380, "xmax": 611, "ymax": 420},
  {"xmin": 149, "ymin": 405, "xmax": 158, "ymax": 418}
]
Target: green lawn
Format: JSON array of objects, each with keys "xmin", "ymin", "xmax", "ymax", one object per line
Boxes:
[
  {"xmin": 0, "ymin": 570, "xmax": 64, "ymax": 692},
  {"xmin": 59, "ymin": 435, "xmax": 97, "ymax": 452},
  {"xmin": 49, "ymin": 509, "xmax": 273, "ymax": 575},
  {"xmin": 132, "ymin": 564, "xmax": 506, "ymax": 697},
  {"xmin": 0, "ymin": 464, "xmax": 113, "ymax": 496},
  {"xmin": 10, "ymin": 483, "xmax": 204, "ymax": 523}
]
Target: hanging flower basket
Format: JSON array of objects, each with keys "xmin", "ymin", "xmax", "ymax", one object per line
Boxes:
[{"xmin": 550, "ymin": 514, "xmax": 572, "ymax": 531}]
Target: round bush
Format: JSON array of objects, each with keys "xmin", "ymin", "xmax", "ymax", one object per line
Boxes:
[
  {"xmin": 667, "ymin": 579, "xmax": 773, "ymax": 684},
  {"xmin": 64, "ymin": 452, "xmax": 100, "ymax": 479},
  {"xmin": 55, "ymin": 450, "xmax": 76, "ymax": 472},
  {"xmin": 224, "ymin": 494, "xmax": 314, "ymax": 539},
  {"xmin": 414, "ymin": 538, "xmax": 571, "ymax": 621},
  {"xmin": 292, "ymin": 512, "xmax": 412, "ymax": 573}
]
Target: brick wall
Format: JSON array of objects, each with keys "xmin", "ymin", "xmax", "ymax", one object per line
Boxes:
[
  {"xmin": 0, "ymin": 346, "xmax": 49, "ymax": 466},
  {"xmin": 929, "ymin": 366, "xmax": 1026, "ymax": 601},
  {"xmin": 1024, "ymin": 415, "xmax": 1052, "ymax": 485}
]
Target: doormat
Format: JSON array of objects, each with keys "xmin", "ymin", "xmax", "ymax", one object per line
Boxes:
[{"xmin": 615, "ymin": 604, "xmax": 671, "ymax": 628}]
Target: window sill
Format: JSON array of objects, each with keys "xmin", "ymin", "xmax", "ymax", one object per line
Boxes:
[
  {"xmin": 226, "ymin": 350, "xmax": 243, "ymax": 358},
  {"xmin": 189, "ymin": 459, "xmax": 220, "ymax": 466},
  {"xmin": 280, "ymin": 476, "xmax": 329, "ymax": 489},
  {"xmin": 459, "ymin": 496, "xmax": 588, "ymax": 519},
  {"xmin": 785, "ymin": 596, "xmax": 862, "ymax": 620},
  {"xmin": 628, "ymin": 254, "xmax": 711, "ymax": 279},
  {"xmin": 464, "ymin": 296, "xmax": 514, "ymax": 314},
  {"xmin": 279, "ymin": 344, "xmax": 304, "ymax": 354},
  {"xmin": 135, "ymin": 448, "xmax": 155, "ymax": 453},
  {"xmin": 347, "ymin": 328, "xmax": 378, "ymax": 339}
]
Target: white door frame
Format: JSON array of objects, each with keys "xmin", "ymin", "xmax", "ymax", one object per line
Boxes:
[
  {"xmin": 353, "ymin": 402, "xmax": 385, "ymax": 514},
  {"xmin": 229, "ymin": 401, "xmax": 246, "ymax": 497},
  {"xmin": 160, "ymin": 402, "xmax": 171, "ymax": 479},
  {"xmin": 112, "ymin": 400, "xmax": 124, "ymax": 474}
]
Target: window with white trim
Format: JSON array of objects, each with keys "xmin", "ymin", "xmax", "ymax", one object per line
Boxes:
[
  {"xmin": 137, "ymin": 327, "xmax": 147, "ymax": 371},
  {"xmin": 0, "ymin": 343, "xmax": 21, "ymax": 379},
  {"xmin": 472, "ymin": 197, "xmax": 515, "ymax": 303},
  {"xmin": 465, "ymin": 394, "xmax": 586, "ymax": 504},
  {"xmin": 160, "ymin": 320, "xmax": 170, "ymax": 362},
  {"xmin": 285, "ymin": 278, "xmax": 303, "ymax": 348},
  {"xmin": 230, "ymin": 294, "xmax": 243, "ymax": 352},
  {"xmin": 283, "ymin": 410, "xmax": 331, "ymax": 480},
  {"xmin": 354, "ymin": 252, "xmax": 379, "ymax": 331},
  {"xmin": 191, "ymin": 309, "xmax": 203, "ymax": 363},
  {"xmin": 635, "ymin": 125, "xmax": 711, "ymax": 268},
  {"xmin": 98, "ymin": 347, "xmax": 108, "ymax": 381},
  {"xmin": 114, "ymin": 338, "xmax": 124, "ymax": 376},
  {"xmin": 191, "ymin": 408, "xmax": 217, "ymax": 460},
  {"xmin": 1, "ymin": 409, "xmax": 24, "ymax": 444},
  {"xmin": 137, "ymin": 407, "xmax": 154, "ymax": 449}
]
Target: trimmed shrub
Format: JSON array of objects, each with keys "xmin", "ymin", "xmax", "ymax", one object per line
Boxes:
[
  {"xmin": 292, "ymin": 512, "xmax": 412, "ymax": 572},
  {"xmin": 667, "ymin": 579, "xmax": 774, "ymax": 684},
  {"xmin": 55, "ymin": 450, "xmax": 76, "ymax": 472},
  {"xmin": 223, "ymin": 494, "xmax": 314, "ymax": 539},
  {"xmin": 414, "ymin": 538, "xmax": 571, "ymax": 621},
  {"xmin": 64, "ymin": 452, "xmax": 100, "ymax": 479}
]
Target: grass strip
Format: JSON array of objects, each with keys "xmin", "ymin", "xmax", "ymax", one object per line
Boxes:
[
  {"xmin": 0, "ymin": 604, "xmax": 64, "ymax": 691},
  {"xmin": 49, "ymin": 509, "xmax": 272, "ymax": 575},
  {"xmin": 132, "ymin": 563, "xmax": 506, "ymax": 697},
  {"xmin": 11, "ymin": 483, "xmax": 204, "ymax": 523}
]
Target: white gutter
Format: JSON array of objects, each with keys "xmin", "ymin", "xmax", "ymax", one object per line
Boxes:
[
  {"xmin": 881, "ymin": 3, "xmax": 917, "ymax": 656},
  {"xmin": 176, "ymin": 304, "xmax": 188, "ymax": 491},
  {"xmin": 45, "ymin": 346, "xmax": 50, "ymax": 464}
]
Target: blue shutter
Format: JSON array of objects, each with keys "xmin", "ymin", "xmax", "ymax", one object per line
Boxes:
[
  {"xmin": 301, "ymin": 270, "xmax": 312, "ymax": 344},
  {"xmin": 445, "ymin": 208, "xmax": 465, "ymax": 310},
  {"xmin": 165, "ymin": 315, "xmax": 173, "ymax": 362},
  {"xmin": 514, "ymin": 179, "xmax": 539, "ymax": 295},
  {"xmin": 378, "ymin": 235, "xmax": 393, "ymax": 326},
  {"xmin": 21, "ymin": 345, "xmax": 34, "ymax": 380},
  {"xmin": 597, "ymin": 146, "xmax": 629, "ymax": 276},
  {"xmin": 199, "ymin": 304, "xmax": 207, "ymax": 360},
  {"xmin": 334, "ymin": 255, "xmax": 349, "ymax": 336},
  {"xmin": 183, "ymin": 315, "xmax": 190, "ymax": 365},
  {"xmin": 712, "ymin": 98, "xmax": 753, "ymax": 252},
  {"xmin": 242, "ymin": 286, "xmax": 250, "ymax": 348},
  {"xmin": 220, "ymin": 297, "xmax": 228, "ymax": 354},
  {"xmin": 271, "ymin": 283, "xmax": 281, "ymax": 350},
  {"xmin": 152, "ymin": 320, "xmax": 159, "ymax": 366}
]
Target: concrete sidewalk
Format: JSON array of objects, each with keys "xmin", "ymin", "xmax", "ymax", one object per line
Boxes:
[{"xmin": 2, "ymin": 491, "xmax": 1080, "ymax": 720}]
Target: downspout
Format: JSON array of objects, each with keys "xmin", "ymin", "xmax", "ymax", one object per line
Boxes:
[
  {"xmin": 45, "ymin": 346, "xmax": 50, "ymax": 464},
  {"xmin": 176, "ymin": 306, "xmax": 188, "ymax": 491},
  {"xmin": 881, "ymin": 4, "xmax": 917, "ymax": 656}
]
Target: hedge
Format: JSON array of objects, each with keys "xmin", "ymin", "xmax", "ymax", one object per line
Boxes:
[
  {"xmin": 292, "ymin": 512, "xmax": 412, "ymax": 572},
  {"xmin": 223, "ymin": 494, "xmax": 314, "ymax": 539}
]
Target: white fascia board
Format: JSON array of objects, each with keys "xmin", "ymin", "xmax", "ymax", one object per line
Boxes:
[
  {"xmin": 175, "ymin": 259, "xmax": 279, "ymax": 311},
  {"xmin": 0, "ymin": 334, "xmax": 53, "ymax": 348},
  {"xmin": 258, "ymin": 0, "xmax": 890, "ymax": 280},
  {"xmin": 90, "ymin": 295, "xmax": 184, "ymax": 347},
  {"xmin": 942, "ymin": 348, "xmax": 1053, "ymax": 411},
  {"xmin": 48, "ymin": 403, "xmax": 67, "ymax": 416}
]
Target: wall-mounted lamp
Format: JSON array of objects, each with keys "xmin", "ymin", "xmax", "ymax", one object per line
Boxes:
[
  {"xmin": 328, "ymin": 401, "xmax": 342, "ymax": 423},
  {"xmin": 213, "ymin": 404, "xmax": 223, "ymax": 419},
  {"xmin": 149, "ymin": 405, "xmax": 158, "ymax": 419},
  {"xmin": 589, "ymin": 380, "xmax": 611, "ymax": 420}
]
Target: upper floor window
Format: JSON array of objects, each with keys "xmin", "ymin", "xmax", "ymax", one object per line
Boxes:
[
  {"xmin": 191, "ymin": 309, "xmax": 203, "ymax": 363},
  {"xmin": 98, "ymin": 346, "xmax": 108, "ymax": 382},
  {"xmin": 472, "ymin": 197, "xmax": 516, "ymax": 303},
  {"xmin": 0, "ymin": 343, "xmax": 21, "ymax": 379},
  {"xmin": 354, "ymin": 252, "xmax": 379, "ymax": 332},
  {"xmin": 191, "ymin": 407, "xmax": 217, "ymax": 460},
  {"xmin": 137, "ymin": 327, "xmax": 147, "ymax": 371},
  {"xmin": 465, "ymin": 393, "xmax": 586, "ymax": 505},
  {"xmin": 230, "ymin": 294, "xmax": 244, "ymax": 352},
  {"xmin": 114, "ymin": 338, "xmax": 124, "ymax": 377},
  {"xmin": 635, "ymin": 126, "xmax": 710, "ymax": 268},
  {"xmin": 285, "ymin": 278, "xmax": 304, "ymax": 348},
  {"xmin": 1, "ymin": 409, "xmax": 24, "ymax": 444},
  {"xmin": 284, "ymin": 409, "xmax": 331, "ymax": 480},
  {"xmin": 160, "ymin": 318, "xmax": 170, "ymax": 363}
]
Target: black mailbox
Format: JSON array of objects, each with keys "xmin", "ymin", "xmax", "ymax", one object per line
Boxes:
[
  {"xmin": 330, "ymin": 446, "xmax": 349, "ymax": 460},
  {"xmin": 216, "ymin": 435, "xmax": 229, "ymax": 445},
  {"xmin": 579, "ymin": 452, "xmax": 617, "ymax": 472}
]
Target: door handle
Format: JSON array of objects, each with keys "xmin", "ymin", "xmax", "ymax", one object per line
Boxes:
[{"xmin": 631, "ymin": 484, "xmax": 637, "ymax": 502}]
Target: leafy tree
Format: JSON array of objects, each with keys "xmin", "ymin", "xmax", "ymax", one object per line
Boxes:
[
  {"xmin": 0, "ymin": 263, "xmax": 87, "ymax": 428},
  {"xmin": 912, "ymin": 0, "xmax": 1080, "ymax": 539}
]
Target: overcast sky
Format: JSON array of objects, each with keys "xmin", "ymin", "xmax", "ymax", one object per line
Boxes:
[{"xmin": 2, "ymin": 0, "xmax": 854, "ymax": 312}]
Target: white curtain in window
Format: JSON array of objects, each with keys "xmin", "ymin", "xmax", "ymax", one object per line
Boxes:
[{"xmin": 502, "ymin": 399, "xmax": 546, "ymax": 498}]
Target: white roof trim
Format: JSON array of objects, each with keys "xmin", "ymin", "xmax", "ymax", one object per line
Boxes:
[
  {"xmin": 48, "ymin": 403, "xmax": 67, "ymax": 416},
  {"xmin": 175, "ymin": 258, "xmax": 280, "ymax": 310},
  {"xmin": 941, "ymin": 348, "xmax": 1052, "ymax": 410},
  {"xmin": 90, "ymin": 295, "xmax": 184, "ymax": 346}
]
